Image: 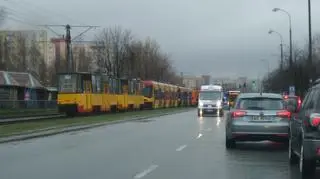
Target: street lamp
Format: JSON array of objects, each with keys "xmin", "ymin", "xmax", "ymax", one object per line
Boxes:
[
  {"xmin": 268, "ymin": 29, "xmax": 284, "ymax": 70},
  {"xmin": 272, "ymin": 8, "xmax": 293, "ymax": 67},
  {"xmin": 308, "ymin": 0, "xmax": 312, "ymax": 65}
]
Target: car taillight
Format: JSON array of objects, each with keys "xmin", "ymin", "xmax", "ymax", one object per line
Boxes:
[
  {"xmin": 232, "ymin": 110, "xmax": 246, "ymax": 118},
  {"xmin": 277, "ymin": 110, "xmax": 291, "ymax": 118},
  {"xmin": 310, "ymin": 117, "xmax": 320, "ymax": 127}
]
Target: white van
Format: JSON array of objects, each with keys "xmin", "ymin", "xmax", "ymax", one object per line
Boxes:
[{"xmin": 198, "ymin": 85, "xmax": 224, "ymax": 117}]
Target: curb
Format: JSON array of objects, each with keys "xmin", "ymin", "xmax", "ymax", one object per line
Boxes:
[
  {"xmin": 0, "ymin": 114, "xmax": 65, "ymax": 124},
  {"xmin": 0, "ymin": 112, "xmax": 59, "ymax": 120},
  {"xmin": 0, "ymin": 108, "xmax": 193, "ymax": 144}
]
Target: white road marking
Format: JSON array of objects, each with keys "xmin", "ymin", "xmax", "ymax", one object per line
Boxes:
[
  {"xmin": 216, "ymin": 118, "xmax": 221, "ymax": 127},
  {"xmin": 133, "ymin": 165, "xmax": 158, "ymax": 179},
  {"xmin": 176, "ymin": 145, "xmax": 187, "ymax": 151},
  {"xmin": 196, "ymin": 133, "xmax": 203, "ymax": 139}
]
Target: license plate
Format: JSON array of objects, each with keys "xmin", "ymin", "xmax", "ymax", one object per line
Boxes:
[
  {"xmin": 207, "ymin": 109, "xmax": 213, "ymax": 112},
  {"xmin": 252, "ymin": 116, "xmax": 263, "ymax": 120}
]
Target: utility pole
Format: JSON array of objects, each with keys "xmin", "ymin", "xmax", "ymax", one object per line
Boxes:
[
  {"xmin": 39, "ymin": 24, "xmax": 99, "ymax": 73},
  {"xmin": 180, "ymin": 72, "xmax": 184, "ymax": 86},
  {"xmin": 280, "ymin": 43, "xmax": 284, "ymax": 71},
  {"xmin": 65, "ymin": 24, "xmax": 72, "ymax": 72}
]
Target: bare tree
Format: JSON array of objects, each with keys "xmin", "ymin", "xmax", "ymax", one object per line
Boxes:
[
  {"xmin": 17, "ymin": 34, "xmax": 27, "ymax": 72},
  {"xmin": 91, "ymin": 25, "xmax": 182, "ymax": 84},
  {"xmin": 264, "ymin": 33, "xmax": 320, "ymax": 96}
]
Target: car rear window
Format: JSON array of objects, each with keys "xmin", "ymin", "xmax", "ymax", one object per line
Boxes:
[{"xmin": 236, "ymin": 97, "xmax": 284, "ymax": 110}]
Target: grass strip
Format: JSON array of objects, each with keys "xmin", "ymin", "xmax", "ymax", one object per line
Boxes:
[{"xmin": 0, "ymin": 107, "xmax": 192, "ymax": 138}]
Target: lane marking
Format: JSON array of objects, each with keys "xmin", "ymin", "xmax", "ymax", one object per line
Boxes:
[
  {"xmin": 134, "ymin": 165, "xmax": 158, "ymax": 179},
  {"xmin": 176, "ymin": 145, "xmax": 187, "ymax": 151},
  {"xmin": 216, "ymin": 118, "xmax": 221, "ymax": 127},
  {"xmin": 196, "ymin": 133, "xmax": 203, "ymax": 139}
]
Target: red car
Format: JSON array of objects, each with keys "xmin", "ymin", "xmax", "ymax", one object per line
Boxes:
[{"xmin": 283, "ymin": 95, "xmax": 302, "ymax": 112}]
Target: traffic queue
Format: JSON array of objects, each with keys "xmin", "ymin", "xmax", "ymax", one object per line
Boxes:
[
  {"xmin": 195, "ymin": 83, "xmax": 319, "ymax": 176},
  {"xmin": 216, "ymin": 83, "xmax": 319, "ymax": 177}
]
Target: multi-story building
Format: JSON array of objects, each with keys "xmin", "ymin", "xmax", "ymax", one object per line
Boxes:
[
  {"xmin": 236, "ymin": 77, "xmax": 248, "ymax": 88},
  {"xmin": 50, "ymin": 37, "xmax": 66, "ymax": 73},
  {"xmin": 201, "ymin": 75, "xmax": 211, "ymax": 85},
  {"xmin": 72, "ymin": 43, "xmax": 95, "ymax": 72},
  {"xmin": 46, "ymin": 42, "xmax": 55, "ymax": 66},
  {"xmin": 211, "ymin": 77, "xmax": 238, "ymax": 91},
  {"xmin": 182, "ymin": 75, "xmax": 204, "ymax": 89}
]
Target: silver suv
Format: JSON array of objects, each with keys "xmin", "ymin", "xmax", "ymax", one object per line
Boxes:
[{"xmin": 225, "ymin": 93, "xmax": 290, "ymax": 149}]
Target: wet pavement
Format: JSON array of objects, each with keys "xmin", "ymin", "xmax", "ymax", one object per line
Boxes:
[{"xmin": 0, "ymin": 109, "xmax": 319, "ymax": 179}]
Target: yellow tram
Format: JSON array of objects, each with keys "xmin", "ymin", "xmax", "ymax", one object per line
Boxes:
[
  {"xmin": 57, "ymin": 72, "xmax": 144, "ymax": 116},
  {"xmin": 142, "ymin": 80, "xmax": 192, "ymax": 109}
]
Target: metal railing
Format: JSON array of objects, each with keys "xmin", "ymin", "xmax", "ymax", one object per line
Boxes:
[{"xmin": 0, "ymin": 100, "xmax": 57, "ymax": 110}]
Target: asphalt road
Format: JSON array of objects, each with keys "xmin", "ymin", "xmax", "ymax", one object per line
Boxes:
[{"xmin": 0, "ymin": 110, "xmax": 319, "ymax": 179}]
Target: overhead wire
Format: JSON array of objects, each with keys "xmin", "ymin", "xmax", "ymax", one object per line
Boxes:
[
  {"xmin": 2, "ymin": 7, "xmax": 43, "ymax": 28},
  {"xmin": 2, "ymin": 0, "xmax": 92, "ymax": 37},
  {"xmin": 7, "ymin": 0, "xmax": 88, "ymax": 30}
]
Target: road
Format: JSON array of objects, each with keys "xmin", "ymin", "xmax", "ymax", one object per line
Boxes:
[{"xmin": 0, "ymin": 110, "xmax": 319, "ymax": 179}]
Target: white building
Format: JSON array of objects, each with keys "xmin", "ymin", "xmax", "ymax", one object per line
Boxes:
[{"xmin": 182, "ymin": 75, "xmax": 204, "ymax": 89}]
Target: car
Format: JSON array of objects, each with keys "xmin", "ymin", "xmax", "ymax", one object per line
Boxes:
[
  {"xmin": 197, "ymin": 85, "xmax": 224, "ymax": 117},
  {"xmin": 225, "ymin": 93, "xmax": 291, "ymax": 149},
  {"xmin": 288, "ymin": 84, "xmax": 320, "ymax": 178},
  {"xmin": 283, "ymin": 95, "xmax": 302, "ymax": 112}
]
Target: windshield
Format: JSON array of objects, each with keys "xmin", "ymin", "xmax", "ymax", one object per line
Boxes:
[
  {"xmin": 58, "ymin": 74, "xmax": 78, "ymax": 93},
  {"xmin": 199, "ymin": 91, "xmax": 222, "ymax": 100},
  {"xmin": 142, "ymin": 86, "xmax": 153, "ymax": 98},
  {"xmin": 236, "ymin": 97, "xmax": 284, "ymax": 110}
]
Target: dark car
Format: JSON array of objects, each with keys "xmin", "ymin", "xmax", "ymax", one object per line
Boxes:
[
  {"xmin": 288, "ymin": 86, "xmax": 320, "ymax": 178},
  {"xmin": 284, "ymin": 95, "xmax": 302, "ymax": 112}
]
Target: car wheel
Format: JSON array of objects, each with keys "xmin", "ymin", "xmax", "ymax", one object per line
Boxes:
[
  {"xmin": 225, "ymin": 137, "xmax": 236, "ymax": 149},
  {"xmin": 299, "ymin": 143, "xmax": 316, "ymax": 178},
  {"xmin": 288, "ymin": 138, "xmax": 298, "ymax": 165}
]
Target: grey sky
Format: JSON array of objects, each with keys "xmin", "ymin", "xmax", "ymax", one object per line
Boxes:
[{"xmin": 2, "ymin": 0, "xmax": 320, "ymax": 78}]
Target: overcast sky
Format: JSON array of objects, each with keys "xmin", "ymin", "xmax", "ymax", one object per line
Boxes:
[{"xmin": 1, "ymin": 0, "xmax": 320, "ymax": 78}]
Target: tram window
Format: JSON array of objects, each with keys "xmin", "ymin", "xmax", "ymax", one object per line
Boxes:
[
  {"xmin": 91, "ymin": 75, "xmax": 97, "ymax": 93},
  {"xmin": 90, "ymin": 75, "xmax": 102, "ymax": 93},
  {"xmin": 112, "ymin": 79, "xmax": 118, "ymax": 94},
  {"xmin": 58, "ymin": 74, "xmax": 78, "ymax": 93},
  {"xmin": 109, "ymin": 79, "xmax": 114, "ymax": 94},
  {"xmin": 142, "ymin": 86, "xmax": 153, "ymax": 98},
  {"xmin": 130, "ymin": 81, "xmax": 135, "ymax": 95}
]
